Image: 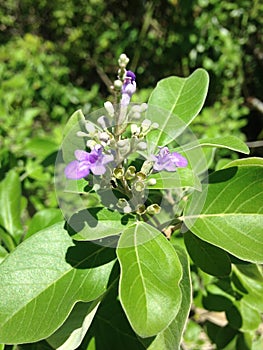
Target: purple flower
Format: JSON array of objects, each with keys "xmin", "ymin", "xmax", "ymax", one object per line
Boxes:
[
  {"xmin": 65, "ymin": 145, "xmax": 114, "ymax": 180},
  {"xmin": 121, "ymin": 70, "xmax": 136, "ymax": 106},
  {"xmin": 152, "ymin": 147, "xmax": 188, "ymax": 172}
]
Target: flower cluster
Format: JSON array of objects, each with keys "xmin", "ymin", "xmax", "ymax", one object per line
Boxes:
[{"xmin": 64, "ymin": 53, "xmax": 188, "ymax": 216}]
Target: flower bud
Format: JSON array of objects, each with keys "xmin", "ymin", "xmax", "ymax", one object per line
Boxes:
[
  {"xmin": 151, "ymin": 122, "xmax": 159, "ymax": 129},
  {"xmin": 104, "ymin": 101, "xmax": 115, "ymax": 118},
  {"xmin": 99, "ymin": 132, "xmax": 110, "ymax": 143},
  {"xmin": 131, "ymin": 124, "xmax": 140, "ymax": 135},
  {"xmin": 118, "ymin": 53, "xmax": 129, "ymax": 68},
  {"xmin": 114, "ymin": 79, "xmax": 123, "ymax": 91},
  {"xmin": 86, "ymin": 140, "xmax": 97, "ymax": 149},
  {"xmin": 141, "ymin": 119, "xmax": 151, "ymax": 133},
  {"xmin": 146, "ymin": 204, "xmax": 161, "ymax": 215},
  {"xmin": 147, "ymin": 178, "xmax": 157, "ymax": 186},
  {"xmin": 137, "ymin": 141, "xmax": 147, "ymax": 151},
  {"xmin": 85, "ymin": 122, "xmax": 96, "ymax": 135},
  {"xmin": 97, "ymin": 115, "xmax": 109, "ymax": 130}
]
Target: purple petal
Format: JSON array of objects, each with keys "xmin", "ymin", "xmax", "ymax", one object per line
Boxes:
[
  {"xmin": 90, "ymin": 163, "xmax": 106, "ymax": 175},
  {"xmin": 102, "ymin": 154, "xmax": 114, "ymax": 164},
  {"xmin": 120, "ymin": 93, "xmax": 131, "ymax": 106},
  {"xmin": 74, "ymin": 150, "xmax": 90, "ymax": 161},
  {"xmin": 171, "ymin": 152, "xmax": 188, "ymax": 167},
  {"xmin": 64, "ymin": 160, "xmax": 90, "ymax": 179}
]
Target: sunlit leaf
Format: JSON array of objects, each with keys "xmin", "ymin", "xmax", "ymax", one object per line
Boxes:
[
  {"xmin": 0, "ymin": 222, "xmax": 116, "ymax": 343},
  {"xmin": 117, "ymin": 222, "xmax": 182, "ymax": 337},
  {"xmin": 146, "ymin": 69, "xmax": 209, "ymax": 148},
  {"xmin": 183, "ymin": 163, "xmax": 263, "ymax": 263}
]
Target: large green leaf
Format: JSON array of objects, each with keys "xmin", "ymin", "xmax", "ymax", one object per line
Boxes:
[
  {"xmin": 0, "ymin": 222, "xmax": 116, "ymax": 344},
  {"xmin": 146, "ymin": 69, "xmax": 209, "ymax": 148},
  {"xmin": 184, "ymin": 231, "xmax": 231, "ymax": 276},
  {"xmin": 69, "ymin": 208, "xmax": 135, "ymax": 241},
  {"xmin": 117, "ymin": 222, "xmax": 182, "ymax": 337},
  {"xmin": 47, "ymin": 300, "xmax": 100, "ymax": 350},
  {"xmin": 0, "ymin": 170, "xmax": 23, "ymax": 242},
  {"xmin": 183, "ymin": 163, "xmax": 263, "ymax": 263},
  {"xmin": 177, "ymin": 136, "xmax": 249, "ymax": 154},
  {"xmin": 146, "ymin": 244, "xmax": 191, "ymax": 350}
]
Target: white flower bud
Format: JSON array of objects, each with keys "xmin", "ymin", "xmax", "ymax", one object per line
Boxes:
[
  {"xmin": 86, "ymin": 140, "xmax": 97, "ymax": 149},
  {"xmin": 131, "ymin": 124, "xmax": 140, "ymax": 135},
  {"xmin": 118, "ymin": 53, "xmax": 129, "ymax": 68},
  {"xmin": 151, "ymin": 122, "xmax": 159, "ymax": 129},
  {"xmin": 85, "ymin": 122, "xmax": 96, "ymax": 135},
  {"xmin": 99, "ymin": 132, "xmax": 109, "ymax": 143},
  {"xmin": 104, "ymin": 101, "xmax": 115, "ymax": 118},
  {"xmin": 141, "ymin": 119, "xmax": 151, "ymax": 132},
  {"xmin": 114, "ymin": 79, "xmax": 123, "ymax": 91},
  {"xmin": 97, "ymin": 115, "xmax": 109, "ymax": 130},
  {"xmin": 147, "ymin": 178, "xmax": 157, "ymax": 186},
  {"xmin": 137, "ymin": 142, "xmax": 147, "ymax": 150}
]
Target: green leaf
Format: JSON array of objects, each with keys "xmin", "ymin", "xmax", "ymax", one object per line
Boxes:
[
  {"xmin": 47, "ymin": 300, "xmax": 100, "ymax": 350},
  {"xmin": 184, "ymin": 231, "xmax": 231, "ymax": 276},
  {"xmin": 0, "ymin": 222, "xmax": 116, "ymax": 344},
  {"xmin": 179, "ymin": 136, "xmax": 249, "ymax": 154},
  {"xmin": 147, "ymin": 167, "xmax": 201, "ymax": 190},
  {"xmin": 0, "ymin": 170, "xmax": 23, "ymax": 242},
  {"xmin": 183, "ymin": 164, "xmax": 263, "ymax": 263},
  {"xmin": 147, "ymin": 245, "xmax": 191, "ymax": 350},
  {"xmin": 70, "ymin": 208, "xmax": 135, "ymax": 241},
  {"xmin": 146, "ymin": 69, "xmax": 209, "ymax": 147},
  {"xmin": 232, "ymin": 263, "xmax": 263, "ymax": 312},
  {"xmin": 26, "ymin": 208, "xmax": 64, "ymax": 239},
  {"xmin": 223, "ymin": 157, "xmax": 263, "ymax": 168},
  {"xmin": 226, "ymin": 299, "xmax": 261, "ymax": 331},
  {"xmin": 63, "ymin": 109, "xmax": 86, "ymax": 138},
  {"xmin": 117, "ymin": 222, "xmax": 182, "ymax": 337}
]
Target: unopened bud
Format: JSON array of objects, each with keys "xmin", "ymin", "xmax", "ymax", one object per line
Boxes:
[
  {"xmin": 118, "ymin": 53, "xmax": 129, "ymax": 68},
  {"xmin": 86, "ymin": 140, "xmax": 97, "ymax": 149},
  {"xmin": 141, "ymin": 119, "xmax": 151, "ymax": 132},
  {"xmin": 85, "ymin": 122, "xmax": 96, "ymax": 135},
  {"xmin": 104, "ymin": 101, "xmax": 115, "ymax": 118},
  {"xmin": 151, "ymin": 122, "xmax": 159, "ymax": 129},
  {"xmin": 97, "ymin": 115, "xmax": 109, "ymax": 130},
  {"xmin": 137, "ymin": 141, "xmax": 147, "ymax": 151},
  {"xmin": 146, "ymin": 204, "xmax": 161, "ymax": 215},
  {"xmin": 114, "ymin": 79, "xmax": 123, "ymax": 91},
  {"xmin": 99, "ymin": 132, "xmax": 109, "ymax": 143},
  {"xmin": 147, "ymin": 178, "xmax": 157, "ymax": 186},
  {"xmin": 131, "ymin": 124, "xmax": 140, "ymax": 135}
]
